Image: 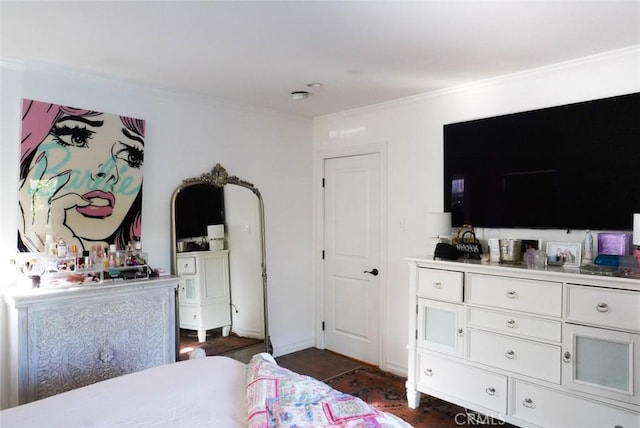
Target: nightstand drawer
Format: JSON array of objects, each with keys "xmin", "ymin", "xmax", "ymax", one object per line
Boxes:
[
  {"xmin": 467, "ymin": 329, "xmax": 561, "ymax": 384},
  {"xmin": 566, "ymin": 284, "xmax": 640, "ymax": 332},
  {"xmin": 177, "ymin": 256, "xmax": 197, "ymax": 275},
  {"xmin": 417, "ymin": 268, "xmax": 463, "ymax": 302},
  {"xmin": 466, "ymin": 307, "xmax": 562, "ymax": 343},
  {"xmin": 465, "ymin": 273, "xmax": 562, "ymax": 317},
  {"xmin": 179, "ymin": 305, "xmax": 201, "ymax": 326}
]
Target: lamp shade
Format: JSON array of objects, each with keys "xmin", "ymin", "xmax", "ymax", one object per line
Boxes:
[
  {"xmin": 207, "ymin": 224, "xmax": 225, "ymax": 239},
  {"xmin": 634, "ymin": 214, "xmax": 640, "ymax": 246},
  {"xmin": 425, "ymin": 212, "xmax": 451, "ymax": 238}
]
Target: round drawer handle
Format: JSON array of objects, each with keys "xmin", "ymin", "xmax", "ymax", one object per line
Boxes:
[
  {"xmin": 184, "ymin": 263, "xmax": 189, "ymax": 268},
  {"xmin": 522, "ymin": 398, "xmax": 536, "ymax": 409},
  {"xmin": 193, "ymin": 314, "xmax": 197, "ymax": 320},
  {"xmin": 596, "ymin": 302, "xmax": 609, "ymax": 312},
  {"xmin": 506, "ymin": 319, "xmax": 516, "ymax": 328},
  {"xmin": 485, "ymin": 387, "xmax": 496, "ymax": 396},
  {"xmin": 506, "ymin": 290, "xmax": 517, "ymax": 299},
  {"xmin": 433, "ymin": 282, "xmax": 443, "ymax": 289},
  {"xmin": 424, "ymin": 368, "xmax": 433, "ymax": 376},
  {"xmin": 457, "ymin": 328, "xmax": 464, "ymax": 336},
  {"xmin": 505, "ymin": 350, "xmax": 516, "ymax": 359},
  {"xmin": 563, "ymin": 351, "xmax": 572, "ymax": 363}
]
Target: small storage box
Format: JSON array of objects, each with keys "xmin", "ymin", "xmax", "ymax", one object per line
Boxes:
[{"xmin": 597, "ymin": 232, "xmax": 633, "ymax": 256}]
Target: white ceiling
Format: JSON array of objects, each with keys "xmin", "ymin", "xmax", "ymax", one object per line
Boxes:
[{"xmin": 2, "ymin": 1, "xmax": 640, "ymax": 118}]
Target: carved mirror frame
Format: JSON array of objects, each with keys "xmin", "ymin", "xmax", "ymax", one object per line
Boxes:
[{"xmin": 170, "ymin": 163, "xmax": 272, "ymax": 354}]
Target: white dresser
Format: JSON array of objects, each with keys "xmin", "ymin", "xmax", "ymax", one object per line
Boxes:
[
  {"xmin": 3, "ymin": 276, "xmax": 178, "ymax": 407},
  {"xmin": 177, "ymin": 250, "xmax": 231, "ymax": 342},
  {"xmin": 407, "ymin": 257, "xmax": 640, "ymax": 428}
]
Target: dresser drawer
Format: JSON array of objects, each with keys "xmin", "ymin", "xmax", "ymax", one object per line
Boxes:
[
  {"xmin": 177, "ymin": 256, "xmax": 197, "ymax": 275},
  {"xmin": 417, "ymin": 268, "xmax": 463, "ymax": 302},
  {"xmin": 417, "ymin": 352, "xmax": 507, "ymax": 414},
  {"xmin": 467, "ymin": 329, "xmax": 561, "ymax": 383},
  {"xmin": 511, "ymin": 379, "xmax": 640, "ymax": 428},
  {"xmin": 466, "ymin": 307, "xmax": 562, "ymax": 343},
  {"xmin": 465, "ymin": 273, "xmax": 562, "ymax": 317},
  {"xmin": 566, "ymin": 284, "xmax": 640, "ymax": 332}
]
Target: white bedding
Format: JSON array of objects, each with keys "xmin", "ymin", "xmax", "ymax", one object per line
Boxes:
[
  {"xmin": 1, "ymin": 354, "xmax": 412, "ymax": 428},
  {"xmin": 0, "ymin": 356, "xmax": 247, "ymax": 428}
]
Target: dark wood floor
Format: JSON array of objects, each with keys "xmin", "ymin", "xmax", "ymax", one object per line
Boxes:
[
  {"xmin": 178, "ymin": 328, "xmax": 363, "ymax": 380},
  {"xmin": 222, "ymin": 344, "xmax": 365, "ymax": 380},
  {"xmin": 275, "ymin": 347, "xmax": 366, "ymax": 380}
]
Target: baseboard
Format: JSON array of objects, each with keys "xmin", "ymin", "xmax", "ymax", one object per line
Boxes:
[{"xmin": 271, "ymin": 338, "xmax": 315, "ymax": 358}]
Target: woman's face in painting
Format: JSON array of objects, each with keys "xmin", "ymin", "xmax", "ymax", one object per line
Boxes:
[{"xmin": 33, "ymin": 112, "xmax": 144, "ymax": 240}]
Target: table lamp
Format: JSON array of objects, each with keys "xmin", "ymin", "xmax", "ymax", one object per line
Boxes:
[{"xmin": 425, "ymin": 212, "xmax": 451, "ymax": 253}]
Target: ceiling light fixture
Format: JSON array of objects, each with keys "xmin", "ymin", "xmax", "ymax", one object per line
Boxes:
[
  {"xmin": 291, "ymin": 91, "xmax": 311, "ymax": 100},
  {"xmin": 306, "ymin": 82, "xmax": 323, "ymax": 88}
]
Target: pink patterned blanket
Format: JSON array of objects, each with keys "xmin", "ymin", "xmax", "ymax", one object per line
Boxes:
[{"xmin": 246, "ymin": 353, "xmax": 412, "ymax": 428}]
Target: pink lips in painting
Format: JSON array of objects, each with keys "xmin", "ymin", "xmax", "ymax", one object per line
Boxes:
[{"xmin": 76, "ymin": 191, "xmax": 115, "ymax": 218}]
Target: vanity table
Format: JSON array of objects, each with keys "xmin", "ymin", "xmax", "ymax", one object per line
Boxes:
[
  {"xmin": 3, "ymin": 276, "xmax": 178, "ymax": 407},
  {"xmin": 406, "ymin": 256, "xmax": 640, "ymax": 428}
]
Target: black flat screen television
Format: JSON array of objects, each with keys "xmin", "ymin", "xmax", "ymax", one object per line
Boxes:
[
  {"xmin": 175, "ymin": 183, "xmax": 225, "ymax": 240},
  {"xmin": 444, "ymin": 92, "xmax": 640, "ymax": 231}
]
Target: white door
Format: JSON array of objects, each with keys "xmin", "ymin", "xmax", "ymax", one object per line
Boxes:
[{"xmin": 323, "ymin": 153, "xmax": 381, "ymax": 364}]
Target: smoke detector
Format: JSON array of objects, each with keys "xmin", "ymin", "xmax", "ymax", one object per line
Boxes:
[{"xmin": 291, "ymin": 91, "xmax": 311, "ymax": 100}]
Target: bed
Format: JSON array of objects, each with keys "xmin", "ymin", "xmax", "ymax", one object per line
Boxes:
[{"xmin": 0, "ymin": 353, "xmax": 412, "ymax": 428}]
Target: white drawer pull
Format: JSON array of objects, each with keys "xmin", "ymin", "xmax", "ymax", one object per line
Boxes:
[
  {"xmin": 457, "ymin": 328, "xmax": 464, "ymax": 336},
  {"xmin": 433, "ymin": 282, "xmax": 443, "ymax": 289},
  {"xmin": 506, "ymin": 290, "xmax": 517, "ymax": 299},
  {"xmin": 563, "ymin": 351, "xmax": 572, "ymax": 363},
  {"xmin": 505, "ymin": 350, "xmax": 516, "ymax": 359},
  {"xmin": 596, "ymin": 302, "xmax": 609, "ymax": 312},
  {"xmin": 424, "ymin": 368, "xmax": 433, "ymax": 376},
  {"xmin": 522, "ymin": 398, "xmax": 536, "ymax": 409},
  {"xmin": 485, "ymin": 387, "xmax": 496, "ymax": 396},
  {"xmin": 184, "ymin": 263, "xmax": 189, "ymax": 268},
  {"xmin": 193, "ymin": 314, "xmax": 197, "ymax": 320},
  {"xmin": 506, "ymin": 319, "xmax": 516, "ymax": 328}
]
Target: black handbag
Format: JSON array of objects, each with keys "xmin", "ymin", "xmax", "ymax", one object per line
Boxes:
[
  {"xmin": 451, "ymin": 224, "xmax": 483, "ymax": 260},
  {"xmin": 434, "ymin": 243, "xmax": 460, "ymax": 260}
]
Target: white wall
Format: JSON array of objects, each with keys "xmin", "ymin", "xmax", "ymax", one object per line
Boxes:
[
  {"xmin": 1, "ymin": 44, "xmax": 638, "ymax": 408},
  {"xmin": 313, "ymin": 46, "xmax": 640, "ymax": 374},
  {"xmin": 0, "ymin": 60, "xmax": 314, "ymax": 409}
]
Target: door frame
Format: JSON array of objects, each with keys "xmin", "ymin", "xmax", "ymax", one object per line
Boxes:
[{"xmin": 313, "ymin": 141, "xmax": 388, "ymax": 366}]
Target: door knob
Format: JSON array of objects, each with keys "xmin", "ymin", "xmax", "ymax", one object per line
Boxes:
[{"xmin": 364, "ymin": 268, "xmax": 379, "ymax": 276}]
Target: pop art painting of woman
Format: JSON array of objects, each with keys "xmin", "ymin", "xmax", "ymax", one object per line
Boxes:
[{"xmin": 18, "ymin": 99, "xmax": 145, "ymax": 253}]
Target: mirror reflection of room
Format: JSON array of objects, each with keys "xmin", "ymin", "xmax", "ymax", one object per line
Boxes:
[
  {"xmin": 171, "ymin": 167, "xmax": 267, "ymax": 361},
  {"xmin": 175, "ymin": 183, "xmax": 224, "ymax": 252}
]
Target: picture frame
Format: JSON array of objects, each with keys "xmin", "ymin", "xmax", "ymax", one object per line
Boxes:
[
  {"xmin": 521, "ymin": 239, "xmax": 541, "ymax": 254},
  {"xmin": 546, "ymin": 242, "xmax": 581, "ymax": 268}
]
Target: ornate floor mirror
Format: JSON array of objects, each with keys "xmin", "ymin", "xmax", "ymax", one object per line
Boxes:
[{"xmin": 170, "ymin": 163, "xmax": 272, "ymax": 357}]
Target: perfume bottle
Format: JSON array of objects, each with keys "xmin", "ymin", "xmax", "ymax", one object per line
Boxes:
[
  {"xmin": 583, "ymin": 229, "xmax": 594, "ymax": 264},
  {"xmin": 56, "ymin": 238, "xmax": 67, "ymax": 258},
  {"xmin": 44, "ymin": 234, "xmax": 56, "ymax": 257}
]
